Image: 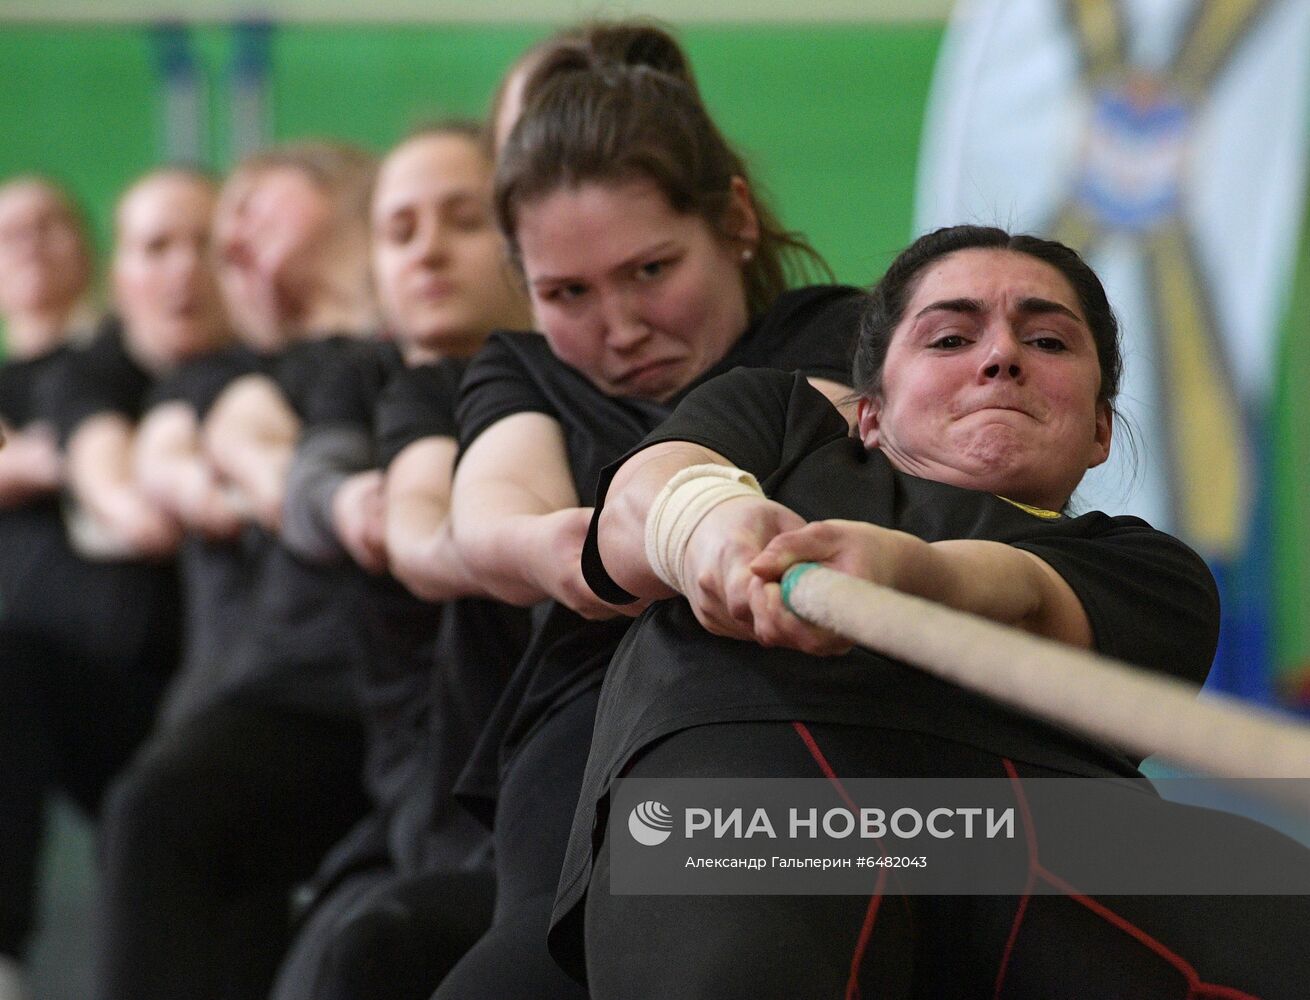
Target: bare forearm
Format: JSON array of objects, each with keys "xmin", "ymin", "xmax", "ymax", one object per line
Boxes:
[
  {"xmin": 69, "ymin": 417, "xmax": 142, "ymax": 522},
  {"xmin": 208, "ymin": 436, "xmax": 291, "ymax": 522},
  {"xmin": 204, "ymin": 375, "xmax": 299, "ymax": 529},
  {"xmin": 384, "ymin": 435, "xmax": 476, "ymax": 600},
  {"xmin": 388, "ymin": 511, "xmax": 483, "ymax": 602},
  {"xmin": 449, "ymin": 413, "xmax": 618, "ymax": 617},
  {"xmin": 134, "ymin": 406, "xmax": 204, "ymax": 516},
  {"xmin": 68, "ymin": 415, "xmax": 179, "ymax": 555},
  {"xmin": 0, "ymin": 429, "xmax": 61, "ymax": 506},
  {"xmin": 765, "ymin": 526, "xmax": 1086, "ymax": 645},
  {"xmin": 596, "ymin": 441, "xmax": 731, "ymax": 600},
  {"xmin": 453, "ymin": 509, "xmax": 553, "ymax": 606}
]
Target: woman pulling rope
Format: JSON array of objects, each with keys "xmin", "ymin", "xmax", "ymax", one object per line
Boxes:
[{"xmin": 563, "ymin": 225, "xmax": 1310, "ymax": 1000}]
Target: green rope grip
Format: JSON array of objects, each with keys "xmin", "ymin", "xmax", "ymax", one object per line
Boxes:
[{"xmin": 779, "ymin": 561, "xmax": 822, "ymax": 613}]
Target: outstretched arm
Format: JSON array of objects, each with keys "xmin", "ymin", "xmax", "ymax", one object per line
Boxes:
[
  {"xmin": 597, "ymin": 442, "xmax": 1093, "ymax": 655},
  {"xmin": 385, "ymin": 435, "xmax": 477, "ymax": 601},
  {"xmin": 67, "ymin": 412, "xmax": 181, "ymax": 559},
  {"xmin": 135, "ymin": 401, "xmax": 243, "ymax": 541},
  {"xmin": 749, "ymin": 522, "xmax": 1094, "ymax": 655},
  {"xmin": 450, "ymin": 411, "xmax": 634, "ymax": 618},
  {"xmin": 202, "ymin": 373, "xmax": 299, "ymax": 532}
]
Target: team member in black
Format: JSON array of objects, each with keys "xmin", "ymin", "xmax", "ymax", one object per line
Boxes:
[
  {"xmin": 133, "ymin": 347, "xmax": 263, "ymax": 728},
  {"xmin": 566, "ymin": 226, "xmax": 1310, "ymax": 999},
  {"xmin": 267, "ymin": 123, "xmax": 533, "ymax": 1000},
  {"xmin": 93, "ymin": 144, "xmax": 380, "ymax": 1000},
  {"xmin": 2, "ymin": 168, "xmax": 224, "ymax": 993},
  {"xmin": 62, "ymin": 169, "xmax": 231, "ymax": 560},
  {"xmin": 0, "ymin": 175, "xmax": 96, "ymax": 356},
  {"xmin": 130, "ymin": 157, "xmax": 297, "ymax": 730},
  {"xmin": 0, "ymin": 175, "xmax": 98, "ymax": 997},
  {"xmin": 438, "ymin": 52, "xmax": 861, "ymax": 998}
]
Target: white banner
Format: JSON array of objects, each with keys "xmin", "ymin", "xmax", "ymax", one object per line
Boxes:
[{"xmin": 916, "ymin": 0, "xmax": 1310, "ymax": 556}]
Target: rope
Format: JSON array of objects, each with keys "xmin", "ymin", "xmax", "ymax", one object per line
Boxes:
[{"xmin": 780, "ymin": 563, "xmax": 1310, "ymax": 802}]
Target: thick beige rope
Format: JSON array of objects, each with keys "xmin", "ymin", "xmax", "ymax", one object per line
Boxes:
[{"xmin": 780, "ymin": 563, "xmax": 1310, "ymax": 795}]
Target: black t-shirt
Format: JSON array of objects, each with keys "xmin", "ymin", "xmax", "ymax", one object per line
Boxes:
[
  {"xmin": 452, "ymin": 285, "xmax": 863, "ymax": 816},
  {"xmin": 0, "ymin": 320, "xmax": 180, "ymax": 672},
  {"xmin": 146, "ymin": 344, "xmax": 262, "ymax": 417},
  {"xmin": 300, "ymin": 337, "xmax": 405, "ymax": 429},
  {"xmin": 0, "ymin": 342, "xmax": 69, "ymax": 512},
  {"xmin": 220, "ymin": 336, "xmax": 382, "ymax": 717},
  {"xmin": 582, "ymin": 367, "xmax": 1217, "ymax": 766},
  {"xmin": 375, "ymin": 359, "xmax": 467, "ymax": 468},
  {"xmin": 147, "ymin": 345, "xmax": 270, "ymax": 727},
  {"xmin": 46, "ymin": 316, "xmax": 152, "ymax": 445},
  {"xmin": 562, "ymin": 369, "xmax": 1219, "ymax": 915},
  {"xmin": 352, "ymin": 352, "xmax": 529, "ymax": 873},
  {"xmin": 267, "ymin": 350, "xmax": 529, "ymax": 880},
  {"xmin": 0, "ymin": 342, "xmax": 70, "ymax": 430},
  {"xmin": 0, "ymin": 344, "xmax": 75, "ymax": 618}
]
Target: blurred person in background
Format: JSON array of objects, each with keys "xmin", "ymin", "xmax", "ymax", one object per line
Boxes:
[
  {"xmin": 93, "ymin": 141, "xmax": 382, "ymax": 1000},
  {"xmin": 0, "ymin": 173, "xmax": 96, "ymax": 1000},
  {"xmin": 267, "ymin": 120, "xmax": 533, "ymax": 1000},
  {"xmin": 0, "ymin": 176, "xmax": 96, "ymax": 357},
  {"xmin": 0, "ymin": 167, "xmax": 224, "ymax": 1000}
]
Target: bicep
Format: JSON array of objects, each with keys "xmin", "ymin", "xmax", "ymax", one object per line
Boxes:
[
  {"xmin": 451, "ymin": 412, "xmax": 579, "ymax": 525},
  {"xmin": 205, "ymin": 374, "xmax": 300, "ymax": 454},
  {"xmin": 68, "ymin": 413, "xmax": 134, "ymax": 491},
  {"xmin": 136, "ymin": 402, "xmax": 201, "ymax": 465},
  {"xmin": 387, "ymin": 435, "xmax": 460, "ymax": 519}
]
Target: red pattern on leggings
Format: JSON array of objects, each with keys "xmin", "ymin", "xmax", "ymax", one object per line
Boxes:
[
  {"xmin": 994, "ymin": 758, "xmax": 1262, "ymax": 1000},
  {"xmin": 789, "ymin": 727, "xmax": 1262, "ymax": 1000},
  {"xmin": 791, "ymin": 722, "xmax": 888, "ymax": 1000}
]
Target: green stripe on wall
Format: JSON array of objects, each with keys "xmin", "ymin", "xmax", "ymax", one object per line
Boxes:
[
  {"xmin": 1272, "ymin": 177, "xmax": 1310, "ymax": 697},
  {"xmin": 0, "ymin": 2, "xmax": 954, "ymax": 25},
  {"xmin": 0, "ymin": 22, "xmax": 942, "ymax": 290}
]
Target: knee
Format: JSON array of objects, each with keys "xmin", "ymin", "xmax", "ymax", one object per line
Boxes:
[{"xmin": 320, "ymin": 901, "xmax": 412, "ymax": 991}]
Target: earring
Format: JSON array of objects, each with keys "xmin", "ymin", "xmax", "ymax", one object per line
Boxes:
[{"xmin": 741, "ymin": 248, "xmax": 754, "ymax": 263}]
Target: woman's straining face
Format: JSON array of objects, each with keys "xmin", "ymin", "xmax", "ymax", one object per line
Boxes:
[
  {"xmin": 858, "ymin": 248, "xmax": 1112, "ymax": 510},
  {"xmin": 514, "ymin": 177, "xmax": 754, "ymax": 402}
]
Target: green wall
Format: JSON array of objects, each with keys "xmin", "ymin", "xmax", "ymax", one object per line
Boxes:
[
  {"xmin": 1272, "ymin": 193, "xmax": 1310, "ymax": 697},
  {"xmin": 0, "ymin": 22, "xmax": 942, "ymax": 287}
]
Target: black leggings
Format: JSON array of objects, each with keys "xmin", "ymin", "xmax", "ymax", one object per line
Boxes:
[
  {"xmin": 431, "ymin": 691, "xmax": 597, "ymax": 1000},
  {"xmin": 270, "ymin": 865, "xmax": 495, "ymax": 1000},
  {"xmin": 585, "ymin": 722, "xmax": 1310, "ymax": 1000},
  {"xmin": 92, "ymin": 698, "xmax": 369, "ymax": 1000},
  {"xmin": 0, "ymin": 626, "xmax": 171, "ymax": 960}
]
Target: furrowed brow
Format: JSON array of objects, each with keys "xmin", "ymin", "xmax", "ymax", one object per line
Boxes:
[
  {"xmin": 531, "ymin": 240, "xmax": 678, "ymax": 287},
  {"xmin": 1015, "ymin": 297, "xmax": 1082, "ymax": 323},
  {"xmin": 914, "ymin": 298, "xmax": 984, "ymax": 320}
]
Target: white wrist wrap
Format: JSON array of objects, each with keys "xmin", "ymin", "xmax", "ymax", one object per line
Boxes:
[{"xmin": 643, "ymin": 463, "xmax": 765, "ymax": 593}]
